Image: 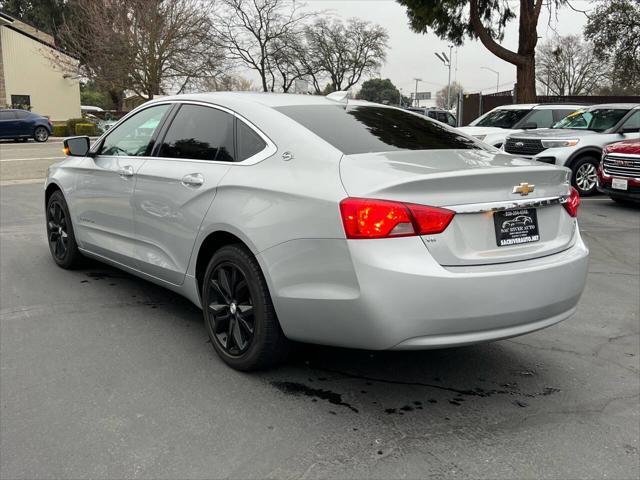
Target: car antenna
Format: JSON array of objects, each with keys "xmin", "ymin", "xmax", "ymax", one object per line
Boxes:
[{"xmin": 326, "ymin": 90, "xmax": 350, "ymax": 109}]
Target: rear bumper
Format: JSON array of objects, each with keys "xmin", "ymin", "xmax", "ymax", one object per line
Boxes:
[{"xmin": 259, "ymin": 231, "xmax": 589, "ymax": 350}]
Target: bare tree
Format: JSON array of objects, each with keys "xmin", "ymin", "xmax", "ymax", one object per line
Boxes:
[
  {"xmin": 215, "ymin": 0, "xmax": 316, "ymax": 92},
  {"xmin": 200, "ymin": 74, "xmax": 258, "ymax": 91},
  {"xmin": 536, "ymin": 35, "xmax": 608, "ymax": 96},
  {"xmin": 57, "ymin": 0, "xmax": 224, "ymax": 105},
  {"xmin": 304, "ymin": 18, "xmax": 389, "ymax": 92},
  {"xmin": 435, "ymin": 82, "xmax": 464, "ymax": 109}
]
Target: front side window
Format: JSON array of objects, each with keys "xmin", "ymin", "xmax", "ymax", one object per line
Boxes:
[
  {"xmin": 553, "ymin": 109, "xmax": 578, "ymax": 122},
  {"xmin": 276, "ymin": 105, "xmax": 479, "ymax": 155},
  {"xmin": 518, "ymin": 109, "xmax": 553, "ymax": 128},
  {"xmin": 446, "ymin": 113, "xmax": 457, "ymax": 127},
  {"xmin": 553, "ymin": 108, "xmax": 630, "ymax": 132},
  {"xmin": 100, "ymin": 104, "xmax": 170, "ymax": 156},
  {"xmin": 158, "ymin": 105, "xmax": 234, "ymax": 162},
  {"xmin": 621, "ymin": 111, "xmax": 640, "ymax": 131},
  {"xmin": 471, "ymin": 109, "xmax": 530, "ymax": 128}
]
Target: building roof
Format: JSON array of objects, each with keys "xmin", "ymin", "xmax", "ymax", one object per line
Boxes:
[{"xmin": 0, "ymin": 11, "xmax": 59, "ymax": 51}]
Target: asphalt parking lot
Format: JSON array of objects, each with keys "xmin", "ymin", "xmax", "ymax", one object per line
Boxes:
[{"xmin": 0, "ymin": 143, "xmax": 639, "ymax": 479}]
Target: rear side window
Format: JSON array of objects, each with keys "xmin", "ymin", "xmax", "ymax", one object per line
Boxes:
[
  {"xmin": 158, "ymin": 105, "xmax": 234, "ymax": 162},
  {"xmin": 0, "ymin": 111, "xmax": 16, "ymax": 120},
  {"xmin": 275, "ymin": 105, "xmax": 479, "ymax": 154},
  {"xmin": 471, "ymin": 109, "xmax": 530, "ymax": 128},
  {"xmin": 15, "ymin": 111, "xmax": 30, "ymax": 119},
  {"xmin": 236, "ymin": 119, "xmax": 267, "ymax": 161}
]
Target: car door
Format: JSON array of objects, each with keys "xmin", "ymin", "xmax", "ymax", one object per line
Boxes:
[
  {"xmin": 133, "ymin": 103, "xmax": 271, "ymax": 285},
  {"xmin": 71, "ymin": 103, "xmax": 172, "ymax": 266},
  {"xmin": 14, "ymin": 111, "xmax": 32, "ymax": 136},
  {"xmin": 0, "ymin": 110, "xmax": 18, "ymax": 138}
]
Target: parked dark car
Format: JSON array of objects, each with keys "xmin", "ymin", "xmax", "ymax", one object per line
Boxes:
[
  {"xmin": 0, "ymin": 109, "xmax": 52, "ymax": 142},
  {"xmin": 406, "ymin": 107, "xmax": 457, "ymax": 127},
  {"xmin": 597, "ymin": 139, "xmax": 640, "ymax": 204}
]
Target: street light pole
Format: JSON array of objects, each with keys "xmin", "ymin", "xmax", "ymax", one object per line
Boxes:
[
  {"xmin": 435, "ymin": 47, "xmax": 453, "ymax": 109},
  {"xmin": 413, "ymin": 78, "xmax": 422, "ymax": 107},
  {"xmin": 481, "ymin": 67, "xmax": 500, "ymax": 93}
]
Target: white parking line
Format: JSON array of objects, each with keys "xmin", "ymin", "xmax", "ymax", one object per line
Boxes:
[
  {"xmin": 0, "ymin": 156, "xmax": 65, "ymax": 163},
  {"xmin": 0, "ymin": 178, "xmax": 45, "ymax": 186}
]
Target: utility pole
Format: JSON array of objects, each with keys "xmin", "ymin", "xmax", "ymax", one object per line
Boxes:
[
  {"xmin": 413, "ymin": 78, "xmax": 422, "ymax": 107},
  {"xmin": 435, "ymin": 47, "xmax": 453, "ymax": 109},
  {"xmin": 481, "ymin": 67, "xmax": 500, "ymax": 94}
]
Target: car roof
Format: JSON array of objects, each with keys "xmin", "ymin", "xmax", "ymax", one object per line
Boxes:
[
  {"xmin": 586, "ymin": 103, "xmax": 640, "ymax": 110},
  {"xmin": 148, "ymin": 92, "xmax": 373, "ymax": 108},
  {"xmin": 493, "ymin": 103, "xmax": 584, "ymax": 111}
]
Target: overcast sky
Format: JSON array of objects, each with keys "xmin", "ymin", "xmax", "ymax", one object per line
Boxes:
[{"xmin": 241, "ymin": 0, "xmax": 594, "ymax": 99}]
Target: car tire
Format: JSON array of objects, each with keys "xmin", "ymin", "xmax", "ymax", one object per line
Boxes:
[
  {"xmin": 46, "ymin": 190, "xmax": 83, "ymax": 269},
  {"xmin": 571, "ymin": 156, "xmax": 599, "ymax": 196},
  {"xmin": 34, "ymin": 126, "xmax": 49, "ymax": 142},
  {"xmin": 202, "ymin": 244, "xmax": 289, "ymax": 371}
]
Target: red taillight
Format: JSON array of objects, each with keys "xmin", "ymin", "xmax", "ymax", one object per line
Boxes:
[
  {"xmin": 563, "ymin": 187, "xmax": 581, "ymax": 217},
  {"xmin": 339, "ymin": 197, "xmax": 454, "ymax": 239}
]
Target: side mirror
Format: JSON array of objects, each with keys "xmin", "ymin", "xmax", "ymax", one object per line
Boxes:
[
  {"xmin": 63, "ymin": 136, "xmax": 90, "ymax": 157},
  {"xmin": 520, "ymin": 122, "xmax": 538, "ymax": 130}
]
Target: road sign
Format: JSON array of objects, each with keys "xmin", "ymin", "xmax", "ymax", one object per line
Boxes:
[{"xmin": 411, "ymin": 91, "xmax": 431, "ymax": 100}]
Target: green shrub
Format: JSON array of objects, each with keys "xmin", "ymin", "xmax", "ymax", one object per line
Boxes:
[
  {"xmin": 66, "ymin": 118, "xmax": 85, "ymax": 136},
  {"xmin": 52, "ymin": 125, "xmax": 67, "ymax": 137},
  {"xmin": 75, "ymin": 123, "xmax": 97, "ymax": 136}
]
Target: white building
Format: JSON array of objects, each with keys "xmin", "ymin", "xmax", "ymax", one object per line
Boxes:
[{"xmin": 0, "ymin": 12, "xmax": 80, "ymax": 121}]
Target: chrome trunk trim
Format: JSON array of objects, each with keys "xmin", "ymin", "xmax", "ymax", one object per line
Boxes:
[{"xmin": 448, "ymin": 195, "xmax": 569, "ymax": 214}]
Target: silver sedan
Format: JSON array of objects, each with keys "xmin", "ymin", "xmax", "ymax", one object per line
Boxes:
[{"xmin": 45, "ymin": 92, "xmax": 589, "ymax": 370}]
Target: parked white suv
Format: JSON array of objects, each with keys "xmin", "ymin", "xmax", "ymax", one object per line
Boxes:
[
  {"xmin": 503, "ymin": 104, "xmax": 640, "ymax": 196},
  {"xmin": 459, "ymin": 104, "xmax": 583, "ymax": 148}
]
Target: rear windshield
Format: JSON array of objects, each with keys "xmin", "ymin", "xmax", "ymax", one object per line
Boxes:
[
  {"xmin": 275, "ymin": 105, "xmax": 479, "ymax": 155},
  {"xmin": 470, "ymin": 109, "xmax": 530, "ymax": 128},
  {"xmin": 553, "ymin": 108, "xmax": 629, "ymax": 131}
]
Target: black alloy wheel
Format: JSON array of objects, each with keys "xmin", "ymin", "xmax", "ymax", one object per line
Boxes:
[
  {"xmin": 48, "ymin": 200, "xmax": 69, "ymax": 260},
  {"xmin": 202, "ymin": 244, "xmax": 289, "ymax": 371},
  {"xmin": 46, "ymin": 191, "xmax": 82, "ymax": 268},
  {"xmin": 207, "ymin": 262, "xmax": 256, "ymax": 356}
]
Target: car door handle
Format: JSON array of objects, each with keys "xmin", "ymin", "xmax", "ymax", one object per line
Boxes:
[
  {"xmin": 181, "ymin": 173, "xmax": 204, "ymax": 187},
  {"xmin": 118, "ymin": 165, "xmax": 134, "ymax": 177}
]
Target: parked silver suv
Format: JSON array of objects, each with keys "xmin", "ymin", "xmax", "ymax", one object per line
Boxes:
[
  {"xmin": 504, "ymin": 104, "xmax": 640, "ymax": 195},
  {"xmin": 459, "ymin": 103, "xmax": 582, "ymax": 148}
]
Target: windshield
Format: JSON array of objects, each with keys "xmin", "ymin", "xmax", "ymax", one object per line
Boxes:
[
  {"xmin": 552, "ymin": 108, "xmax": 629, "ymax": 132},
  {"xmin": 275, "ymin": 105, "xmax": 480, "ymax": 154},
  {"xmin": 470, "ymin": 109, "xmax": 530, "ymax": 128}
]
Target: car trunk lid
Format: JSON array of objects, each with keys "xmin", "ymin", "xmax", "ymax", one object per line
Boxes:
[{"xmin": 339, "ymin": 149, "xmax": 576, "ymax": 266}]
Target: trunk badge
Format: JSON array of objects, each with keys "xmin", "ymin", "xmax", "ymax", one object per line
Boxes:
[{"xmin": 513, "ymin": 182, "xmax": 535, "ymax": 196}]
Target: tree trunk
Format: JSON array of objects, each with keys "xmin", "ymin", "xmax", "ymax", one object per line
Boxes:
[
  {"xmin": 516, "ymin": 57, "xmax": 536, "ymax": 103},
  {"xmin": 469, "ymin": 0, "xmax": 542, "ymax": 102}
]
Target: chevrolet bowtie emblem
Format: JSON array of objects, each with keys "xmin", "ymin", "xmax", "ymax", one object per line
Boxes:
[{"xmin": 513, "ymin": 182, "xmax": 535, "ymax": 196}]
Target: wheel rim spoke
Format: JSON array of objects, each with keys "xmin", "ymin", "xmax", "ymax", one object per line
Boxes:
[{"xmin": 210, "ymin": 279, "xmax": 230, "ymax": 304}]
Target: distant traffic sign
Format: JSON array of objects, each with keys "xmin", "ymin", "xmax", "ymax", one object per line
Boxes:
[{"xmin": 411, "ymin": 91, "xmax": 431, "ymax": 100}]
